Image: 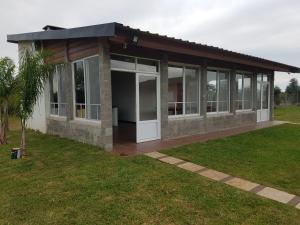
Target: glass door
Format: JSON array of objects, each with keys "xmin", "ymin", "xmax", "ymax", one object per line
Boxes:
[
  {"xmin": 257, "ymin": 75, "xmax": 270, "ymax": 122},
  {"xmin": 136, "ymin": 73, "xmax": 161, "ymax": 143}
]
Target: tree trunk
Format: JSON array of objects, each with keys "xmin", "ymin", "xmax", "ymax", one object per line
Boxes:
[{"xmin": 20, "ymin": 119, "xmax": 26, "ymax": 156}]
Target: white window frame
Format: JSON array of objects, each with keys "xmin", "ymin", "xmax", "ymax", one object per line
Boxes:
[
  {"xmin": 72, "ymin": 54, "xmax": 101, "ymax": 122},
  {"xmin": 235, "ymin": 72, "xmax": 253, "ymax": 112},
  {"xmin": 110, "ymin": 53, "xmax": 160, "ymax": 75},
  {"xmin": 50, "ymin": 64, "xmax": 67, "ymax": 118},
  {"xmin": 168, "ymin": 63, "xmax": 201, "ymax": 118},
  {"xmin": 207, "ymin": 68, "xmax": 231, "ymax": 115}
]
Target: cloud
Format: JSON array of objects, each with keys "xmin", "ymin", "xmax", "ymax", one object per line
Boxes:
[{"xmin": 1, "ymin": 0, "xmax": 299, "ymax": 88}]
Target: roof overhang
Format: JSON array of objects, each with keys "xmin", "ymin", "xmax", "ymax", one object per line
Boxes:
[
  {"xmin": 7, "ymin": 22, "xmax": 116, "ymax": 43},
  {"xmin": 7, "ymin": 22, "xmax": 300, "ymax": 73}
]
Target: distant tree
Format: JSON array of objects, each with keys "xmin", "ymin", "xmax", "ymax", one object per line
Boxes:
[
  {"xmin": 0, "ymin": 57, "xmax": 16, "ymax": 144},
  {"xmin": 285, "ymin": 78, "xmax": 300, "ymax": 104},
  {"xmin": 274, "ymin": 86, "xmax": 281, "ymax": 106},
  {"xmin": 16, "ymin": 50, "xmax": 54, "ymax": 156}
]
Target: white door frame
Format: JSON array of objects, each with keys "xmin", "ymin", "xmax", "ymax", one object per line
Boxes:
[
  {"xmin": 257, "ymin": 79, "xmax": 270, "ymax": 122},
  {"xmin": 136, "ymin": 72, "xmax": 161, "ymax": 143}
]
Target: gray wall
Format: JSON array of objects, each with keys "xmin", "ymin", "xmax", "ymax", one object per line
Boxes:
[{"xmin": 165, "ymin": 112, "xmax": 256, "ymax": 139}]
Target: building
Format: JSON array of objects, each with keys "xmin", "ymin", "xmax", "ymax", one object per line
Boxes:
[{"xmin": 7, "ymin": 22, "xmax": 300, "ymax": 150}]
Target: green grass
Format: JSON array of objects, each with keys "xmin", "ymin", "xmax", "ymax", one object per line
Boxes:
[
  {"xmin": 0, "ymin": 129, "xmax": 299, "ymax": 224},
  {"xmin": 275, "ymin": 105, "xmax": 300, "ymax": 123},
  {"xmin": 163, "ymin": 124, "xmax": 300, "ymax": 197}
]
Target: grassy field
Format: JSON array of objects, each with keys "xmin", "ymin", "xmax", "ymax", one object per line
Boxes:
[
  {"xmin": 0, "ymin": 129, "xmax": 299, "ymax": 224},
  {"xmin": 274, "ymin": 105, "xmax": 300, "ymax": 123},
  {"xmin": 163, "ymin": 124, "xmax": 300, "ymax": 197}
]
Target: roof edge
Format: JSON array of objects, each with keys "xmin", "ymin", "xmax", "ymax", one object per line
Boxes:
[{"xmin": 7, "ymin": 22, "xmax": 117, "ymax": 43}]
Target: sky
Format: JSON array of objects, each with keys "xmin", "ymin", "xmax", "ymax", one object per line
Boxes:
[{"xmin": 1, "ymin": 0, "xmax": 299, "ymax": 90}]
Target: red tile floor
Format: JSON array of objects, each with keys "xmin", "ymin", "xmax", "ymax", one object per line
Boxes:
[{"xmin": 112, "ymin": 121, "xmax": 285, "ymax": 156}]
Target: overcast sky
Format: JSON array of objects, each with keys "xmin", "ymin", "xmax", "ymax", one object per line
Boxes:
[{"xmin": 1, "ymin": 0, "xmax": 299, "ymax": 90}]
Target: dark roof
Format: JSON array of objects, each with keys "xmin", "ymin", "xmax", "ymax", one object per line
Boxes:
[
  {"xmin": 7, "ymin": 22, "xmax": 116, "ymax": 43},
  {"xmin": 7, "ymin": 22, "xmax": 300, "ymax": 73}
]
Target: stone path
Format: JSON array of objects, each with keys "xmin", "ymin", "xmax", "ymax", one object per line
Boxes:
[{"xmin": 144, "ymin": 151, "xmax": 300, "ymax": 210}]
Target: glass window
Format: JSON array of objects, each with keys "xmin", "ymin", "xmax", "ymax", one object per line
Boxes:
[
  {"xmin": 185, "ymin": 68, "xmax": 199, "ymax": 114},
  {"xmin": 218, "ymin": 71, "xmax": 229, "ymax": 112},
  {"xmin": 137, "ymin": 58, "xmax": 159, "ymax": 73},
  {"xmin": 257, "ymin": 74, "xmax": 262, "ymax": 82},
  {"xmin": 168, "ymin": 65, "xmax": 199, "ymax": 116},
  {"xmin": 244, "ymin": 75, "xmax": 252, "ymax": 109},
  {"xmin": 207, "ymin": 70, "xmax": 229, "ymax": 113},
  {"xmin": 235, "ymin": 73, "xmax": 252, "ymax": 110},
  {"xmin": 257, "ymin": 81, "xmax": 261, "ymax": 109},
  {"xmin": 111, "ymin": 54, "xmax": 135, "ymax": 70},
  {"xmin": 262, "ymin": 83, "xmax": 269, "ymax": 109},
  {"xmin": 74, "ymin": 56, "xmax": 101, "ymax": 120},
  {"xmin": 206, "ymin": 71, "xmax": 217, "ymax": 113},
  {"xmin": 74, "ymin": 61, "xmax": 85, "ymax": 118},
  {"xmin": 85, "ymin": 56, "xmax": 100, "ymax": 120},
  {"xmin": 139, "ymin": 76, "xmax": 157, "ymax": 121},
  {"xmin": 263, "ymin": 75, "xmax": 268, "ymax": 82},
  {"xmin": 50, "ymin": 64, "xmax": 67, "ymax": 116},
  {"xmin": 168, "ymin": 66, "xmax": 183, "ymax": 116},
  {"xmin": 236, "ymin": 74, "xmax": 243, "ymax": 110}
]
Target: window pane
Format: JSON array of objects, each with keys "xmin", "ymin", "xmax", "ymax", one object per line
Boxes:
[
  {"xmin": 185, "ymin": 68, "xmax": 199, "ymax": 114},
  {"xmin": 85, "ymin": 56, "xmax": 100, "ymax": 120},
  {"xmin": 236, "ymin": 74, "xmax": 243, "ymax": 110},
  {"xmin": 244, "ymin": 75, "xmax": 252, "ymax": 109},
  {"xmin": 139, "ymin": 76, "xmax": 157, "ymax": 121},
  {"xmin": 168, "ymin": 66, "xmax": 183, "ymax": 115},
  {"xmin": 207, "ymin": 71, "xmax": 217, "ymax": 113},
  {"xmin": 262, "ymin": 83, "xmax": 269, "ymax": 109},
  {"xmin": 137, "ymin": 58, "xmax": 159, "ymax": 73},
  {"xmin": 257, "ymin": 74, "xmax": 262, "ymax": 82},
  {"xmin": 218, "ymin": 71, "xmax": 229, "ymax": 112},
  {"xmin": 50, "ymin": 69, "xmax": 59, "ymax": 115},
  {"xmin": 57, "ymin": 65, "xmax": 67, "ymax": 116},
  {"xmin": 111, "ymin": 54, "xmax": 135, "ymax": 70},
  {"xmin": 74, "ymin": 61, "xmax": 85, "ymax": 118},
  {"xmin": 257, "ymin": 81, "xmax": 261, "ymax": 109},
  {"xmin": 263, "ymin": 75, "xmax": 268, "ymax": 82}
]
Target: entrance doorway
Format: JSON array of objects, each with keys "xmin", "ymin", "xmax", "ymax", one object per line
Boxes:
[
  {"xmin": 111, "ymin": 70, "xmax": 161, "ymax": 145},
  {"xmin": 257, "ymin": 74, "xmax": 270, "ymax": 122},
  {"xmin": 111, "ymin": 71, "xmax": 136, "ymax": 144}
]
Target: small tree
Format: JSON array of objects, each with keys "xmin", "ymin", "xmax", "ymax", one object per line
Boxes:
[
  {"xmin": 286, "ymin": 78, "xmax": 300, "ymax": 104},
  {"xmin": 0, "ymin": 57, "xmax": 16, "ymax": 144},
  {"xmin": 274, "ymin": 86, "xmax": 281, "ymax": 106},
  {"xmin": 16, "ymin": 50, "xmax": 54, "ymax": 156}
]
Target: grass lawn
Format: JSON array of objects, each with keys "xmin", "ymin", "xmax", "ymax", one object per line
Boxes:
[
  {"xmin": 274, "ymin": 105, "xmax": 300, "ymax": 123},
  {"xmin": 0, "ymin": 128, "xmax": 299, "ymax": 224},
  {"xmin": 163, "ymin": 124, "xmax": 300, "ymax": 197}
]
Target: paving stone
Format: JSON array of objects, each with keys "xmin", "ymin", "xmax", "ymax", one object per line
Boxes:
[
  {"xmin": 287, "ymin": 196, "xmax": 300, "ymax": 207},
  {"xmin": 199, "ymin": 169, "xmax": 230, "ymax": 181},
  {"xmin": 177, "ymin": 162, "xmax": 205, "ymax": 172},
  {"xmin": 296, "ymin": 202, "xmax": 300, "ymax": 209},
  {"xmin": 144, "ymin": 151, "xmax": 166, "ymax": 159},
  {"xmin": 159, "ymin": 156, "xmax": 184, "ymax": 165},
  {"xmin": 225, "ymin": 177, "xmax": 259, "ymax": 191},
  {"xmin": 257, "ymin": 187, "xmax": 295, "ymax": 204}
]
